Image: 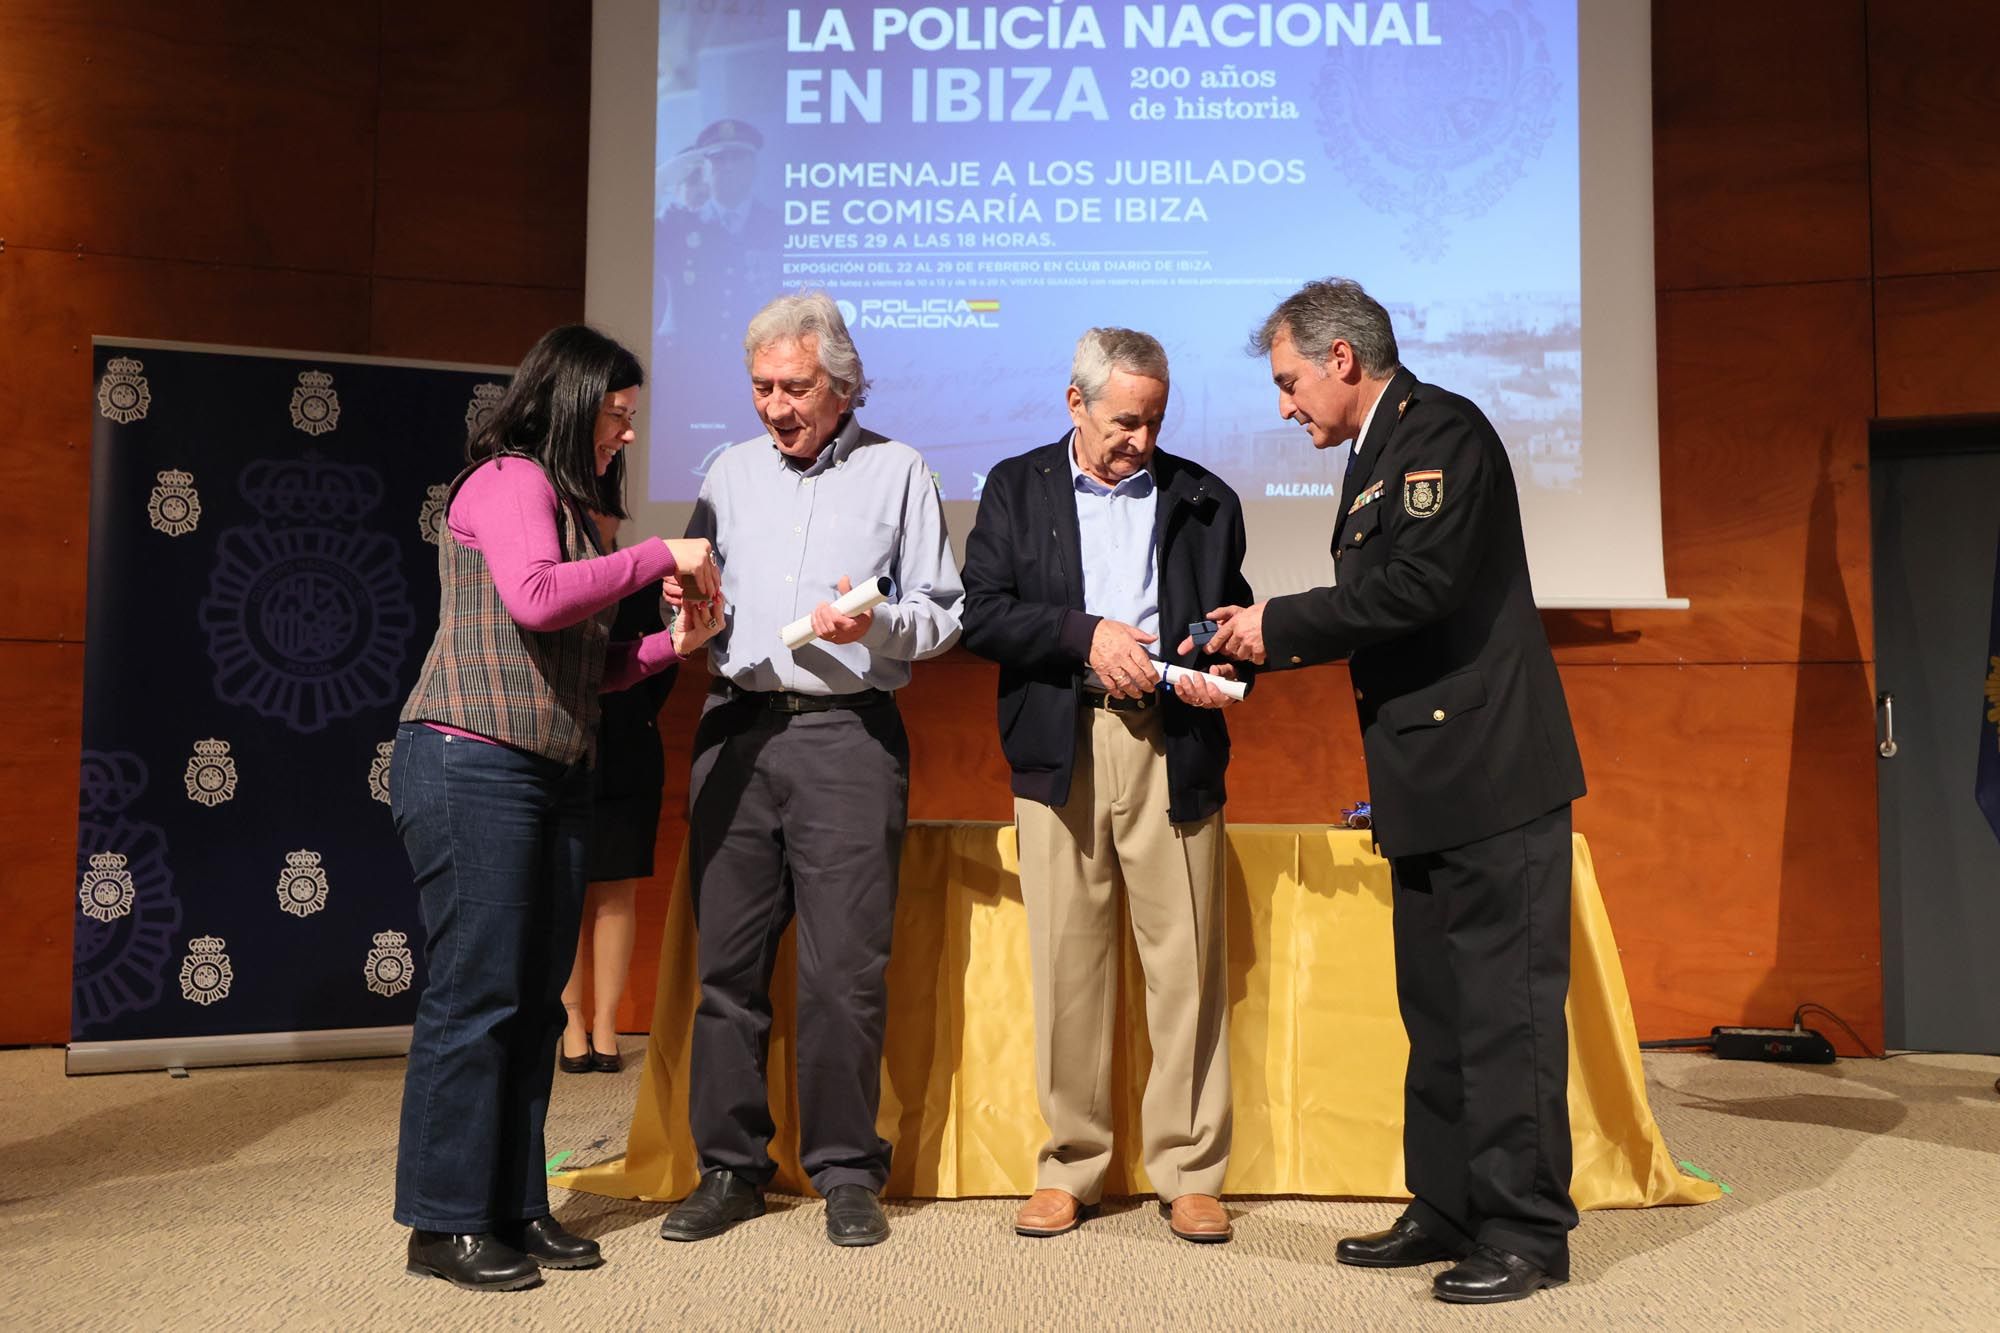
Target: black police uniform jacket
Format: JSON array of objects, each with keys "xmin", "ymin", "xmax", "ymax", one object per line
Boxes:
[
  {"xmin": 1262, "ymin": 367, "xmax": 1586, "ymax": 858},
  {"xmin": 961, "ymin": 438, "xmax": 1254, "ymax": 824}
]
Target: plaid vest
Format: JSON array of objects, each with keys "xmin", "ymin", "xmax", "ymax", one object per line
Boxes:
[{"xmin": 400, "ymin": 458, "xmax": 613, "ymax": 764}]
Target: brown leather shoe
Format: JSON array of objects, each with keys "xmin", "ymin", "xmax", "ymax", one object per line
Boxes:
[
  {"xmin": 1014, "ymin": 1188, "xmax": 1087, "ymax": 1237},
  {"xmin": 1165, "ymin": 1194, "xmax": 1232, "ymax": 1243}
]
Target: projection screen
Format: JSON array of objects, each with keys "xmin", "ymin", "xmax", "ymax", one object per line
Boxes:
[{"xmin": 587, "ymin": 0, "xmax": 1683, "ymax": 609}]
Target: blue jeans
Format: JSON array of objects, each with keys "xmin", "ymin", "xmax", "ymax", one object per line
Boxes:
[{"xmin": 388, "ymin": 724, "xmax": 590, "ymax": 1232}]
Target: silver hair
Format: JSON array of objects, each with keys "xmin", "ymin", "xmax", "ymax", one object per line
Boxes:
[
  {"xmin": 1069, "ymin": 327, "xmax": 1171, "ymax": 406},
  {"xmin": 1250, "ymin": 277, "xmax": 1400, "ymax": 376},
  {"xmin": 743, "ymin": 291, "xmax": 870, "ymax": 406}
]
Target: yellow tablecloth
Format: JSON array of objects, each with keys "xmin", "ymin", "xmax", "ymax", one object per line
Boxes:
[{"xmin": 560, "ymin": 824, "xmax": 1719, "ymax": 1208}]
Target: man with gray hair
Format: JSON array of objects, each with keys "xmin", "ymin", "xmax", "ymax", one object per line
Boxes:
[
  {"xmin": 658, "ymin": 291, "xmax": 963, "ymax": 1249},
  {"xmin": 1198, "ymin": 278, "xmax": 1586, "ymax": 1303},
  {"xmin": 961, "ymin": 327, "xmax": 1253, "ymax": 1244}
]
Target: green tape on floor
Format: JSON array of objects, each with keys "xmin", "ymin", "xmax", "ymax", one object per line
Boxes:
[
  {"xmin": 1677, "ymin": 1159, "xmax": 1733, "ymax": 1194},
  {"xmin": 545, "ymin": 1150, "xmax": 574, "ymax": 1175}
]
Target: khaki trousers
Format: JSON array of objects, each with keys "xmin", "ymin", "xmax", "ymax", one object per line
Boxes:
[{"xmin": 1014, "ymin": 704, "xmax": 1231, "ymax": 1204}]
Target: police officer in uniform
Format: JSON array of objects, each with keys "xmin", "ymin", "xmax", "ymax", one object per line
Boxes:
[
  {"xmin": 656, "ymin": 119, "xmax": 782, "ymax": 464},
  {"xmin": 1196, "ymin": 279, "xmax": 1586, "ymax": 1305}
]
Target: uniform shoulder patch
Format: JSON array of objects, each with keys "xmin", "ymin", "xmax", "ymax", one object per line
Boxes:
[{"xmin": 1403, "ymin": 469, "xmax": 1443, "ymax": 518}]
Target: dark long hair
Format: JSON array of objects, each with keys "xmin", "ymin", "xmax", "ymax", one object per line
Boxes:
[{"xmin": 470, "ymin": 325, "xmax": 644, "ymax": 521}]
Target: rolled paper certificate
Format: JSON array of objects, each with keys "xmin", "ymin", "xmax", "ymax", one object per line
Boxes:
[
  {"xmin": 780, "ymin": 575, "xmax": 893, "ymax": 649},
  {"xmin": 1153, "ymin": 660, "xmax": 1248, "ymax": 702}
]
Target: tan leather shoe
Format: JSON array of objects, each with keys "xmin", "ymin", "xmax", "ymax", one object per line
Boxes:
[
  {"xmin": 1166, "ymin": 1193, "xmax": 1233, "ymax": 1243},
  {"xmin": 1014, "ymin": 1188, "xmax": 1086, "ymax": 1237}
]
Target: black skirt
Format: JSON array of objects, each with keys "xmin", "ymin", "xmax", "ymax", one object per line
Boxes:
[
  {"xmin": 587, "ymin": 784, "xmax": 665, "ymax": 881},
  {"xmin": 588, "ymin": 586, "xmax": 676, "ymax": 882}
]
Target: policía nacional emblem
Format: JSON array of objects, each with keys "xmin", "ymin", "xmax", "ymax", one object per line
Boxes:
[
  {"xmin": 1986, "ymin": 655, "xmax": 2000, "ymax": 737},
  {"xmin": 365, "ymin": 930, "xmax": 415, "ymax": 998},
  {"xmin": 199, "ymin": 456, "xmax": 415, "ymax": 733},
  {"xmin": 289, "ymin": 370, "xmax": 341, "ymax": 436},
  {"xmin": 464, "ymin": 383, "xmax": 505, "ymax": 436},
  {"xmin": 1403, "ymin": 469, "xmax": 1444, "ymax": 519},
  {"xmin": 79, "ymin": 851, "xmax": 137, "ymax": 924},
  {"xmin": 275, "ymin": 849, "xmax": 330, "ymax": 918},
  {"xmin": 183, "ymin": 738, "xmax": 239, "ymax": 806},
  {"xmin": 417, "ymin": 483, "xmax": 450, "ymax": 546},
  {"xmin": 368, "ymin": 739, "xmax": 394, "ymax": 804},
  {"xmin": 179, "ymin": 935, "xmax": 234, "ymax": 1005},
  {"xmin": 74, "ymin": 751, "xmax": 184, "ymax": 1031},
  {"xmin": 97, "ymin": 357, "xmax": 153, "ymax": 425},
  {"xmin": 1312, "ymin": 0, "xmax": 1559, "ymax": 260},
  {"xmin": 147, "ymin": 469, "xmax": 203, "ymax": 537}
]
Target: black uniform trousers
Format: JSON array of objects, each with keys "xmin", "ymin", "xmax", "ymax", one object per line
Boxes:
[
  {"xmin": 685, "ymin": 691, "xmax": 909, "ymax": 1195},
  {"xmin": 1389, "ymin": 803, "xmax": 1579, "ymax": 1271}
]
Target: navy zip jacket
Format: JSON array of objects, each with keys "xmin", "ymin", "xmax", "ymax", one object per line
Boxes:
[{"xmin": 960, "ymin": 437, "xmax": 1254, "ymax": 823}]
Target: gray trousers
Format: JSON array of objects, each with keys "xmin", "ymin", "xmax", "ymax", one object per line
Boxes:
[{"xmin": 685, "ymin": 691, "xmax": 909, "ymax": 1194}]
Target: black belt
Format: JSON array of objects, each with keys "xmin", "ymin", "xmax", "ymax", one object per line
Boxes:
[
  {"xmin": 1082, "ymin": 689, "xmax": 1155, "ymax": 713},
  {"xmin": 716, "ymin": 681, "xmax": 893, "ymax": 714}
]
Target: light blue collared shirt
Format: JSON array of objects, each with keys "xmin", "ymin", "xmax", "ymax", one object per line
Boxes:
[
  {"xmin": 689, "ymin": 415, "xmax": 963, "ymax": 695},
  {"xmin": 1067, "ymin": 432, "xmax": 1159, "ymax": 641}
]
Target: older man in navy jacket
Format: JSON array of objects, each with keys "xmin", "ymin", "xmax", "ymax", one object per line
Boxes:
[{"xmin": 961, "ymin": 327, "xmax": 1253, "ymax": 1245}]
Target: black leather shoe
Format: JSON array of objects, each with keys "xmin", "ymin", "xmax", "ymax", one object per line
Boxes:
[
  {"xmin": 558, "ymin": 1044, "xmax": 592, "ymax": 1075},
  {"xmin": 588, "ymin": 1046, "xmax": 622, "ymax": 1074},
  {"xmin": 659, "ymin": 1169, "xmax": 766, "ymax": 1242},
  {"xmin": 1336, "ymin": 1217, "xmax": 1460, "ymax": 1268},
  {"xmin": 497, "ymin": 1216, "xmax": 603, "ymax": 1270},
  {"xmin": 823, "ymin": 1184, "xmax": 891, "ymax": 1247},
  {"xmin": 1433, "ymin": 1245, "xmax": 1568, "ymax": 1304},
  {"xmin": 404, "ymin": 1230, "xmax": 542, "ymax": 1291}
]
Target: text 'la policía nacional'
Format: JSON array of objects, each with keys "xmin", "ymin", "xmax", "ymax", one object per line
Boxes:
[{"xmin": 786, "ymin": 4, "xmax": 1447, "ymax": 124}]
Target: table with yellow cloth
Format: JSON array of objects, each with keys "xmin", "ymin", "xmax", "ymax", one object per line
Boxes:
[{"xmin": 559, "ymin": 824, "xmax": 1720, "ymax": 1209}]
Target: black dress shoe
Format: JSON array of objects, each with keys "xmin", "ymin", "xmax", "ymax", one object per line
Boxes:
[
  {"xmin": 823, "ymin": 1184, "xmax": 891, "ymax": 1247},
  {"xmin": 558, "ymin": 1047, "xmax": 592, "ymax": 1075},
  {"xmin": 589, "ymin": 1046, "xmax": 622, "ymax": 1074},
  {"xmin": 497, "ymin": 1216, "xmax": 603, "ymax": 1270},
  {"xmin": 1336, "ymin": 1217, "xmax": 1460, "ymax": 1268},
  {"xmin": 659, "ymin": 1169, "xmax": 766, "ymax": 1242},
  {"xmin": 1433, "ymin": 1245, "xmax": 1568, "ymax": 1304},
  {"xmin": 405, "ymin": 1230, "xmax": 542, "ymax": 1291}
]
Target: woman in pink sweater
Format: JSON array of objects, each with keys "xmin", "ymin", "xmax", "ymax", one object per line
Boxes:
[{"xmin": 388, "ymin": 325, "xmax": 722, "ymax": 1292}]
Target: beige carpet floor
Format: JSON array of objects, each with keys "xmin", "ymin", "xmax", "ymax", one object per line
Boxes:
[{"xmin": 0, "ymin": 1045, "xmax": 1995, "ymax": 1330}]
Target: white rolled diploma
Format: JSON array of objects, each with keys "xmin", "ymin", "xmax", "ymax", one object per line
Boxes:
[
  {"xmin": 1153, "ymin": 660, "xmax": 1248, "ymax": 702},
  {"xmin": 780, "ymin": 575, "xmax": 893, "ymax": 649}
]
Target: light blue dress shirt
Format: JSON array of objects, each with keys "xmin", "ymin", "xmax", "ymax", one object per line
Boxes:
[
  {"xmin": 688, "ymin": 415, "xmax": 964, "ymax": 695},
  {"xmin": 1067, "ymin": 431, "xmax": 1159, "ymax": 640}
]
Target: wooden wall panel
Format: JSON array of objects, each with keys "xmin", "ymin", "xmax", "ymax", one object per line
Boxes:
[
  {"xmin": 0, "ymin": 248, "xmax": 372, "ymax": 642},
  {"xmin": 1549, "ymin": 281, "xmax": 1875, "ymax": 667},
  {"xmin": 1564, "ymin": 663, "xmax": 1881, "ymax": 1052},
  {"xmin": 368, "ymin": 278, "xmax": 582, "ymax": 365},
  {"xmin": 1874, "ymin": 271, "xmax": 2000, "ymax": 419},
  {"xmin": 1868, "ymin": 1, "xmax": 2000, "ymax": 277},
  {"xmin": 0, "ymin": 4, "xmax": 597, "ymax": 1044},
  {"xmin": 0, "ymin": 2, "xmax": 376, "ymax": 270},
  {"xmin": 373, "ymin": 0, "xmax": 591, "ymax": 289},
  {"xmin": 0, "ymin": 644, "xmax": 86, "ymax": 1043},
  {"xmin": 1651, "ymin": 0, "xmax": 1869, "ymax": 292}
]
